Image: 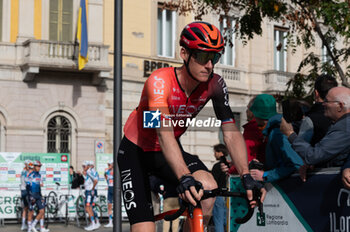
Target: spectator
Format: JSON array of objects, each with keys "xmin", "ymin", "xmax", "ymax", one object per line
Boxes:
[
  {"xmin": 104, "ymin": 160, "xmax": 114, "ymax": 228},
  {"xmin": 225, "ymin": 97, "xmax": 265, "ymax": 175},
  {"xmin": 281, "ymin": 87, "xmax": 350, "ymax": 172},
  {"xmin": 211, "ymin": 144, "xmax": 228, "ymax": 232},
  {"xmin": 248, "ymin": 94, "xmax": 304, "ymax": 182},
  {"xmin": 284, "ymin": 74, "xmax": 337, "ymax": 181},
  {"xmin": 69, "ymin": 165, "xmax": 84, "ymax": 189},
  {"xmin": 305, "ymin": 74, "xmax": 338, "ymax": 146}
]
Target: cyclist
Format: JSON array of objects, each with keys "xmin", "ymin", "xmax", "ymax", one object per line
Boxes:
[
  {"xmin": 118, "ymin": 21, "xmax": 266, "ymax": 231},
  {"xmin": 27, "ymin": 160, "xmax": 49, "ymax": 232},
  {"xmin": 88, "ymin": 161, "xmax": 101, "ymax": 228},
  {"xmin": 104, "ymin": 160, "xmax": 114, "ymax": 228},
  {"xmin": 82, "ymin": 161, "xmax": 99, "ymax": 231},
  {"xmin": 20, "ymin": 160, "xmax": 32, "ymax": 231}
]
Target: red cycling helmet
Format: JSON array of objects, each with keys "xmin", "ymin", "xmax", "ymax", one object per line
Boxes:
[{"xmin": 180, "ymin": 22, "xmax": 224, "ymax": 53}]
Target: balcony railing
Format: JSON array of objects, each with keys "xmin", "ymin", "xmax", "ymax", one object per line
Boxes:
[
  {"xmin": 22, "ymin": 40, "xmax": 110, "ymax": 70},
  {"xmin": 264, "ymin": 70, "xmax": 294, "ymax": 92},
  {"xmin": 0, "ymin": 40, "xmax": 111, "ymax": 83}
]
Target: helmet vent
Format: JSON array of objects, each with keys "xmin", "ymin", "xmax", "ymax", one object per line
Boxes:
[
  {"xmin": 183, "ymin": 30, "xmax": 196, "ymax": 41},
  {"xmin": 191, "ymin": 27, "xmax": 208, "ymax": 43}
]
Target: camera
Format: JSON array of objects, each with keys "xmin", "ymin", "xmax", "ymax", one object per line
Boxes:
[
  {"xmin": 220, "ymin": 156, "xmax": 230, "ymax": 167},
  {"xmin": 248, "ymin": 160, "xmax": 264, "ymax": 170},
  {"xmin": 282, "ymin": 99, "xmax": 311, "ymax": 123}
]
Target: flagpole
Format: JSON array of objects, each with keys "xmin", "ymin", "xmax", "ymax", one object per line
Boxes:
[{"xmin": 113, "ymin": 0, "xmax": 122, "ymax": 232}]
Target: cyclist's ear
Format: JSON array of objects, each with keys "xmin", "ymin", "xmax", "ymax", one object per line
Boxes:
[{"xmin": 179, "ymin": 47, "xmax": 189, "ymax": 61}]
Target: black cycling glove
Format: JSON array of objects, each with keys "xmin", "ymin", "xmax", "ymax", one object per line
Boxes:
[
  {"xmin": 241, "ymin": 173, "xmax": 264, "ymax": 190},
  {"xmin": 176, "ymin": 175, "xmax": 203, "ymax": 195}
]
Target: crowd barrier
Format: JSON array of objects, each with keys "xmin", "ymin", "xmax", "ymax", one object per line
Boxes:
[{"xmin": 228, "ymin": 167, "xmax": 350, "ymax": 232}]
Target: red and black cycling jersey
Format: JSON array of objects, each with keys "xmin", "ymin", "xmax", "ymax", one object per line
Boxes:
[{"xmin": 124, "ymin": 67, "xmax": 235, "ymax": 151}]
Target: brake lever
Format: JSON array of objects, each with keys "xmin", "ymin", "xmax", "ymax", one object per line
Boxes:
[{"xmin": 253, "ymin": 188, "xmax": 264, "ymax": 221}]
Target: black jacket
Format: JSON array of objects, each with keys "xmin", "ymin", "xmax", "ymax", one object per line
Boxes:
[
  {"xmin": 212, "ymin": 162, "xmax": 227, "ymax": 189},
  {"xmin": 306, "ymin": 102, "xmax": 332, "ymax": 146}
]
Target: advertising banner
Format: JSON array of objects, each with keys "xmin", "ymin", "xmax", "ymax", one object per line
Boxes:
[
  {"xmin": 95, "ymin": 153, "xmax": 113, "ymax": 188},
  {"xmin": 0, "ymin": 153, "xmax": 69, "ymax": 190},
  {"xmin": 0, "ymin": 189, "xmax": 108, "ymax": 219},
  {"xmin": 228, "ymin": 169, "xmax": 349, "ymax": 232}
]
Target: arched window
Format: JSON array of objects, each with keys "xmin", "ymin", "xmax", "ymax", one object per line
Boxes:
[
  {"xmin": 47, "ymin": 116, "xmax": 71, "ymax": 153},
  {"xmin": 49, "ymin": 0, "xmax": 73, "ymax": 41}
]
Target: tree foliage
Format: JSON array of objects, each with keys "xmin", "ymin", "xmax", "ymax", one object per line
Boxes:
[{"xmin": 164, "ymin": 0, "xmax": 350, "ymax": 98}]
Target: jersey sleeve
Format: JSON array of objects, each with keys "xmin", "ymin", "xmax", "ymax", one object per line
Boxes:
[
  {"xmin": 144, "ymin": 72, "xmax": 171, "ymax": 119},
  {"xmin": 210, "ymin": 75, "xmax": 235, "ymax": 124}
]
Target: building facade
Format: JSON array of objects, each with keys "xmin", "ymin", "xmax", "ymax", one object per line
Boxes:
[
  {"xmin": 0, "ymin": 0, "xmax": 111, "ymax": 167},
  {"xmin": 0, "ymin": 0, "xmax": 336, "ymax": 169}
]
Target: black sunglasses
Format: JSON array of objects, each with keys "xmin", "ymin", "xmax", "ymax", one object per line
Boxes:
[{"xmin": 191, "ymin": 50, "xmax": 222, "ymax": 65}]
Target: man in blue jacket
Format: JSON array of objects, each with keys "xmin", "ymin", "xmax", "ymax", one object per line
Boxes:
[
  {"xmin": 281, "ymin": 87, "xmax": 350, "ymax": 185},
  {"xmin": 249, "ymin": 94, "xmax": 304, "ymax": 182}
]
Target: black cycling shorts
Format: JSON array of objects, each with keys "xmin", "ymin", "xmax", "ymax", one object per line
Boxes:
[{"xmin": 117, "ymin": 136, "xmax": 209, "ymax": 225}]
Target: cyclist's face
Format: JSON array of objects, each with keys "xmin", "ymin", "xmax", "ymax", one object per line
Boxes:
[{"xmin": 182, "ymin": 48, "xmax": 217, "ymax": 82}]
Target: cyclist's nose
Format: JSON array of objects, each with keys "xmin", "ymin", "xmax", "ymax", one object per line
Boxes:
[{"xmin": 204, "ymin": 59, "xmax": 213, "ymax": 69}]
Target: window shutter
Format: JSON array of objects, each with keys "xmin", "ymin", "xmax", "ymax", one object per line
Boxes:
[
  {"xmin": 49, "ymin": 0, "xmax": 72, "ymax": 41},
  {"xmin": 49, "ymin": 0, "xmax": 59, "ymax": 41},
  {"xmin": 62, "ymin": 0, "xmax": 72, "ymax": 42}
]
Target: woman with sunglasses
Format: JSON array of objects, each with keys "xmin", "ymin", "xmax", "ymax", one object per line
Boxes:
[{"xmin": 118, "ymin": 21, "xmax": 266, "ymax": 232}]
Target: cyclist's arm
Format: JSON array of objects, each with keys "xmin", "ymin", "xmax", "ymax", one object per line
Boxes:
[
  {"xmin": 222, "ymin": 123, "xmax": 249, "ymax": 176},
  {"xmin": 211, "ymin": 76, "xmax": 266, "ymax": 205},
  {"xmin": 156, "ymin": 128, "xmax": 190, "ymax": 179},
  {"xmin": 211, "ymin": 76, "xmax": 249, "ymax": 175},
  {"xmin": 156, "ymin": 127, "xmax": 202, "ymax": 206}
]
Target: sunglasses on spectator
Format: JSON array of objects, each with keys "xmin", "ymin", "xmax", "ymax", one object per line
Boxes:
[{"xmin": 191, "ymin": 50, "xmax": 221, "ymax": 65}]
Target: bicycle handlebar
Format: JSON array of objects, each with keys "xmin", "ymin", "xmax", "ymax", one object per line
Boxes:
[{"xmin": 163, "ymin": 187, "xmax": 262, "ymax": 224}]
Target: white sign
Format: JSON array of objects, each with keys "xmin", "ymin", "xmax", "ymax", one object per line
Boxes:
[{"xmin": 95, "ymin": 140, "xmax": 105, "ymax": 154}]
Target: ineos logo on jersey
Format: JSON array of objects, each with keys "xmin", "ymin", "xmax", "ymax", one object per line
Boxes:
[
  {"xmin": 153, "ymin": 76, "xmax": 165, "ymax": 103},
  {"xmin": 218, "ymin": 76, "xmax": 229, "ymax": 106},
  {"xmin": 169, "ymin": 105, "xmax": 204, "ymax": 115},
  {"xmin": 121, "ymin": 169, "xmax": 136, "ymax": 210}
]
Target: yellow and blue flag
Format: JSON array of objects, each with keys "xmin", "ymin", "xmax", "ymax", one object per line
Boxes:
[{"xmin": 77, "ymin": 0, "xmax": 88, "ymax": 70}]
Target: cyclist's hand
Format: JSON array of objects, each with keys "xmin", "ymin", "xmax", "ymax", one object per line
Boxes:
[
  {"xmin": 91, "ymin": 190, "xmax": 95, "ymax": 196},
  {"xmin": 342, "ymin": 168, "xmax": 350, "ymax": 189},
  {"xmin": 176, "ymin": 175, "xmax": 203, "ymax": 206},
  {"xmin": 241, "ymin": 173, "xmax": 266, "ymax": 208}
]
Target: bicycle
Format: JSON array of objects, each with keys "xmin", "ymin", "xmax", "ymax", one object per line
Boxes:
[
  {"xmin": 46, "ymin": 182, "xmax": 74, "ymax": 225},
  {"xmin": 155, "ymin": 187, "xmax": 263, "ymax": 232}
]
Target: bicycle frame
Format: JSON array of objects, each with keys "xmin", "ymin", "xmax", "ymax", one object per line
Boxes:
[{"xmin": 155, "ymin": 207, "xmax": 204, "ymax": 232}]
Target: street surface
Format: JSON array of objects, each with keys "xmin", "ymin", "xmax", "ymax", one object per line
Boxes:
[{"xmin": 2, "ymin": 222, "xmax": 131, "ymax": 232}]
